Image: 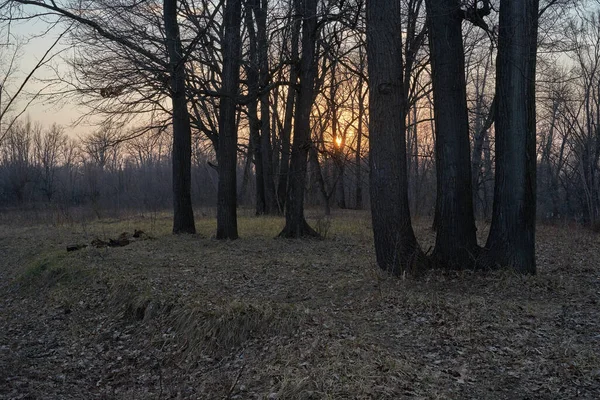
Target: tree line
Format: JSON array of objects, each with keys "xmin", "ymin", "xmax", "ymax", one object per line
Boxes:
[
  {"xmin": 0, "ymin": 118, "xmax": 367, "ymax": 217},
  {"xmin": 0, "ymin": 0, "xmax": 597, "ymax": 274}
]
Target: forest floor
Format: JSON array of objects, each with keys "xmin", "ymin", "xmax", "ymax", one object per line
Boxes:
[{"xmin": 0, "ymin": 209, "xmax": 599, "ymax": 399}]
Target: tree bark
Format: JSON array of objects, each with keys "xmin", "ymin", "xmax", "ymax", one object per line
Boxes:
[
  {"xmin": 217, "ymin": 0, "xmax": 242, "ymax": 240},
  {"xmin": 254, "ymin": 0, "xmax": 279, "ymax": 214},
  {"xmin": 366, "ymin": 0, "xmax": 425, "ymax": 274},
  {"xmin": 425, "ymin": 0, "xmax": 479, "ymax": 268},
  {"xmin": 163, "ymin": 0, "xmax": 195, "ymax": 234},
  {"xmin": 483, "ymin": 132, "xmax": 493, "ymax": 218},
  {"xmin": 486, "ymin": 0, "xmax": 539, "ymax": 274},
  {"xmin": 355, "ymin": 69, "xmax": 365, "ymax": 210},
  {"xmin": 277, "ymin": 4, "xmax": 301, "ymax": 213},
  {"xmin": 244, "ymin": 1, "xmax": 266, "ymax": 215},
  {"xmin": 279, "ymin": 0, "xmax": 319, "ymax": 238}
]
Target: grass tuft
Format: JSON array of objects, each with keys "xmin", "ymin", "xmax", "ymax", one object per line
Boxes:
[
  {"xmin": 172, "ymin": 300, "xmax": 307, "ymax": 358},
  {"xmin": 19, "ymin": 250, "xmax": 84, "ymax": 289}
]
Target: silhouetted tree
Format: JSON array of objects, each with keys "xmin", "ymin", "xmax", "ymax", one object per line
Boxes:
[
  {"xmin": 279, "ymin": 0, "xmax": 320, "ymax": 238},
  {"xmin": 2, "ymin": 0, "xmax": 197, "ymax": 233},
  {"xmin": 217, "ymin": 0, "xmax": 242, "ymax": 239},
  {"xmin": 164, "ymin": 0, "xmax": 196, "ymax": 233},
  {"xmin": 276, "ymin": 4, "xmax": 301, "ymax": 212},
  {"xmin": 486, "ymin": 0, "xmax": 540, "ymax": 274},
  {"xmin": 366, "ymin": 0, "xmax": 425, "ymax": 274},
  {"xmin": 425, "ymin": 0, "xmax": 480, "ymax": 268}
]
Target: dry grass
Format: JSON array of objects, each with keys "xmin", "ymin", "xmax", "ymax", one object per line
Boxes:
[{"xmin": 0, "ymin": 210, "xmax": 599, "ymax": 399}]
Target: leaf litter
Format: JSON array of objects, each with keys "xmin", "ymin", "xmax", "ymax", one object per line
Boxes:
[{"xmin": 0, "ymin": 211, "xmax": 599, "ymax": 399}]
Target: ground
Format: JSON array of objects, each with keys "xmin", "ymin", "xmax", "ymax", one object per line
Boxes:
[{"xmin": 0, "ymin": 209, "xmax": 599, "ymax": 399}]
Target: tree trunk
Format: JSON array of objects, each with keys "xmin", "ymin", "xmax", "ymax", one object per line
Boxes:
[
  {"xmin": 238, "ymin": 134, "xmax": 254, "ymax": 205},
  {"xmin": 309, "ymin": 147, "xmax": 332, "ymax": 216},
  {"xmin": 277, "ymin": 6, "xmax": 300, "ymax": 212},
  {"xmin": 251, "ymin": 116, "xmax": 266, "ymax": 214},
  {"xmin": 486, "ymin": 0, "xmax": 539, "ymax": 274},
  {"xmin": 250, "ymin": 104, "xmax": 266, "ymax": 214},
  {"xmin": 279, "ymin": 0, "xmax": 319, "ymax": 238},
  {"xmin": 471, "ymin": 128, "xmax": 485, "ymax": 218},
  {"xmin": 366, "ymin": 0, "xmax": 425, "ymax": 275},
  {"xmin": 336, "ymin": 159, "xmax": 346, "ymax": 209},
  {"xmin": 216, "ymin": 0, "xmax": 242, "ymax": 240},
  {"xmin": 407, "ymin": 103, "xmax": 418, "ymax": 214},
  {"xmin": 163, "ymin": 0, "xmax": 195, "ymax": 234},
  {"xmin": 471, "ymin": 59, "xmax": 494, "ymax": 219},
  {"xmin": 244, "ymin": 1, "xmax": 266, "ymax": 215},
  {"xmin": 425, "ymin": 0, "xmax": 479, "ymax": 268},
  {"xmin": 355, "ymin": 71, "xmax": 364, "ymax": 210},
  {"xmin": 254, "ymin": 0, "xmax": 279, "ymax": 214},
  {"xmin": 271, "ymin": 80, "xmax": 281, "ymax": 182},
  {"xmin": 483, "ymin": 131, "xmax": 493, "ymax": 219}
]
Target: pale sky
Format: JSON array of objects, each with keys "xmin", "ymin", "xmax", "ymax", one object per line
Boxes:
[{"xmin": 2, "ymin": 15, "xmax": 98, "ymax": 137}]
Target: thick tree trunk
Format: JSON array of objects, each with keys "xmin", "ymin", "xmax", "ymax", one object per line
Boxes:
[
  {"xmin": 216, "ymin": 0, "xmax": 242, "ymax": 240},
  {"xmin": 277, "ymin": 7, "xmax": 301, "ymax": 213},
  {"xmin": 164, "ymin": 0, "xmax": 195, "ymax": 234},
  {"xmin": 486, "ymin": 0, "xmax": 539, "ymax": 274},
  {"xmin": 425, "ymin": 0, "xmax": 479, "ymax": 268},
  {"xmin": 366, "ymin": 0, "xmax": 425, "ymax": 275},
  {"xmin": 279, "ymin": 0, "xmax": 319, "ymax": 238}
]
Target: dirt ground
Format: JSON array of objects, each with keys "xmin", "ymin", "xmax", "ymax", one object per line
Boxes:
[{"xmin": 0, "ymin": 209, "xmax": 599, "ymax": 399}]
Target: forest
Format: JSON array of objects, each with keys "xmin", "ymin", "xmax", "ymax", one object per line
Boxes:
[{"xmin": 0, "ymin": 0, "xmax": 599, "ymax": 398}]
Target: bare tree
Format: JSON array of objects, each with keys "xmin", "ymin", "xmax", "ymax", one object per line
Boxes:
[
  {"xmin": 164, "ymin": 0, "xmax": 196, "ymax": 233},
  {"xmin": 1, "ymin": 118, "xmax": 34, "ymax": 203},
  {"xmin": 366, "ymin": 0, "xmax": 425, "ymax": 274},
  {"xmin": 216, "ymin": 0, "xmax": 242, "ymax": 240},
  {"xmin": 33, "ymin": 123, "xmax": 66, "ymax": 202},
  {"xmin": 243, "ymin": 0, "xmax": 267, "ymax": 215},
  {"xmin": 253, "ymin": 0, "xmax": 278, "ymax": 214},
  {"xmin": 425, "ymin": 0, "xmax": 481, "ymax": 268},
  {"xmin": 465, "ymin": 30, "xmax": 495, "ymax": 219},
  {"xmin": 486, "ymin": 0, "xmax": 540, "ymax": 274},
  {"xmin": 279, "ymin": 0, "xmax": 320, "ymax": 238},
  {"xmin": 276, "ymin": 2, "xmax": 301, "ymax": 211},
  {"xmin": 2, "ymin": 0, "xmax": 197, "ymax": 233},
  {"xmin": 0, "ymin": 18, "xmax": 69, "ymax": 145},
  {"xmin": 354, "ymin": 49, "xmax": 366, "ymax": 210}
]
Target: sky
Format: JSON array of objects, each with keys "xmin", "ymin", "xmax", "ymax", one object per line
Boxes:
[{"xmin": 2, "ymin": 14, "xmax": 97, "ymax": 138}]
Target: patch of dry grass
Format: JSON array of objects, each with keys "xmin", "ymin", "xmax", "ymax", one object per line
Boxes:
[{"xmin": 1, "ymin": 210, "xmax": 599, "ymax": 399}]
